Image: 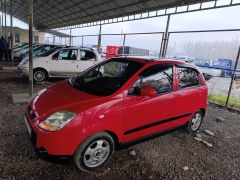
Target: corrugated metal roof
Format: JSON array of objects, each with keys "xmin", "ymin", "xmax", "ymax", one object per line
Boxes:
[{"xmin": 5, "ymin": 0, "xmax": 210, "ymax": 31}]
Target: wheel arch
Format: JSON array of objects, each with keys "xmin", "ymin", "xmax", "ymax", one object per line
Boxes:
[{"xmin": 199, "ymin": 108, "xmax": 206, "ymax": 116}]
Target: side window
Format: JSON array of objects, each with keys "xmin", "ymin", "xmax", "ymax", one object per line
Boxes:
[
  {"xmin": 15, "ymin": 33, "xmax": 20, "ymax": 43},
  {"xmin": 177, "ymin": 67, "xmax": 200, "ymax": 89},
  {"xmin": 52, "ymin": 49, "xmax": 78, "ymax": 60},
  {"xmin": 129, "ymin": 65, "xmax": 173, "ymax": 95},
  {"xmin": 80, "ymin": 50, "xmax": 96, "ymax": 61},
  {"xmin": 34, "ymin": 36, "xmax": 39, "ymax": 43},
  {"xmin": 70, "ymin": 50, "xmax": 78, "ymax": 60}
]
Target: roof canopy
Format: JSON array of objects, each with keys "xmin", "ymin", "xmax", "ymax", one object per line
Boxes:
[{"xmin": 5, "ymin": 0, "xmax": 211, "ymax": 31}]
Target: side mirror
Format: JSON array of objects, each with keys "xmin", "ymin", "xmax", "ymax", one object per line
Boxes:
[{"xmin": 140, "ymin": 86, "xmax": 157, "ymax": 97}]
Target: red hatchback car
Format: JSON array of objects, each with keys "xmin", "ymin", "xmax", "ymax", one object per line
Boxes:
[{"xmin": 25, "ymin": 57, "xmax": 208, "ymax": 171}]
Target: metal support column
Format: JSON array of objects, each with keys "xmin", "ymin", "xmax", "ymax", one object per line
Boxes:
[
  {"xmin": 81, "ymin": 36, "xmax": 84, "ymax": 46},
  {"xmin": 0, "ymin": 14, "xmax": 1, "ymax": 37},
  {"xmin": 69, "ymin": 29, "xmax": 72, "ymax": 46},
  {"xmin": 1, "ymin": 1, "xmax": 3, "ymax": 36},
  {"xmin": 122, "ymin": 34, "xmax": 126, "ymax": 55},
  {"xmin": 97, "ymin": 24, "xmax": 102, "ymax": 53},
  {"xmin": 225, "ymin": 46, "xmax": 240, "ymax": 107},
  {"xmin": 160, "ymin": 15, "xmax": 171, "ymax": 58},
  {"xmin": 53, "ymin": 35, "xmax": 55, "ymax": 45},
  {"xmin": 4, "ymin": 0, "xmax": 6, "ymax": 38},
  {"xmin": 10, "ymin": 0, "xmax": 13, "ymax": 62},
  {"xmin": 28, "ymin": 0, "xmax": 33, "ymax": 98}
]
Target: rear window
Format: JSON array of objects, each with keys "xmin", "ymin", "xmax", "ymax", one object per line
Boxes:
[{"xmin": 177, "ymin": 67, "xmax": 201, "ymax": 89}]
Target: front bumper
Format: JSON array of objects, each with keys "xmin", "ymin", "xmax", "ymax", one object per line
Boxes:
[
  {"xmin": 24, "ymin": 107, "xmax": 80, "ymax": 156},
  {"xmin": 18, "ymin": 66, "xmax": 29, "ymax": 77}
]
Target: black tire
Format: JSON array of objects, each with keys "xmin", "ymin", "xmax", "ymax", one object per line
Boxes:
[
  {"xmin": 33, "ymin": 68, "xmax": 48, "ymax": 82},
  {"xmin": 74, "ymin": 131, "xmax": 114, "ymax": 172},
  {"xmin": 187, "ymin": 111, "xmax": 203, "ymax": 134}
]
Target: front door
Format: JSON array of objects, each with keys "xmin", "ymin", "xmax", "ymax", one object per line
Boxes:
[
  {"xmin": 123, "ymin": 64, "xmax": 178, "ymax": 142},
  {"xmin": 50, "ymin": 49, "xmax": 79, "ymax": 76}
]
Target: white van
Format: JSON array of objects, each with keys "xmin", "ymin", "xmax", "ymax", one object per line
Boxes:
[{"xmin": 18, "ymin": 47, "xmax": 102, "ymax": 82}]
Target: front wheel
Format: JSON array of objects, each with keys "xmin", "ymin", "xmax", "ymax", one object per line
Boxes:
[
  {"xmin": 74, "ymin": 132, "xmax": 114, "ymax": 172},
  {"xmin": 187, "ymin": 111, "xmax": 203, "ymax": 134},
  {"xmin": 33, "ymin": 69, "xmax": 47, "ymax": 82}
]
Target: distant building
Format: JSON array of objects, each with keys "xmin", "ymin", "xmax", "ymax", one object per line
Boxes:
[{"xmin": 1, "ymin": 26, "xmax": 45, "ymax": 45}]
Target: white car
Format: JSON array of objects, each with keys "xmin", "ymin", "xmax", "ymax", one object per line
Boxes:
[{"xmin": 18, "ymin": 47, "xmax": 102, "ymax": 82}]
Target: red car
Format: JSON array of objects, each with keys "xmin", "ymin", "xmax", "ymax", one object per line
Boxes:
[{"xmin": 24, "ymin": 57, "xmax": 208, "ymax": 171}]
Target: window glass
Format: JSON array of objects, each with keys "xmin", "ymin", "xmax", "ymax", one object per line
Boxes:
[
  {"xmin": 34, "ymin": 36, "xmax": 39, "ymax": 43},
  {"xmin": 52, "ymin": 49, "xmax": 78, "ymax": 60},
  {"xmin": 177, "ymin": 67, "xmax": 200, "ymax": 88},
  {"xmin": 80, "ymin": 50, "xmax": 96, "ymax": 61},
  {"xmin": 70, "ymin": 49, "xmax": 78, "ymax": 60},
  {"xmin": 15, "ymin": 33, "xmax": 20, "ymax": 43},
  {"xmin": 129, "ymin": 65, "xmax": 173, "ymax": 95}
]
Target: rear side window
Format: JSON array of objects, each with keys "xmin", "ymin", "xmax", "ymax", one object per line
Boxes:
[
  {"xmin": 177, "ymin": 67, "xmax": 200, "ymax": 89},
  {"xmin": 80, "ymin": 50, "xmax": 96, "ymax": 61}
]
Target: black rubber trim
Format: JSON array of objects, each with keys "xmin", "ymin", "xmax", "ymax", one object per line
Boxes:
[{"xmin": 124, "ymin": 112, "xmax": 192, "ymax": 135}]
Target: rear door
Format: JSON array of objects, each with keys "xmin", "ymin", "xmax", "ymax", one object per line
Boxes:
[
  {"xmin": 50, "ymin": 49, "xmax": 79, "ymax": 76},
  {"xmin": 123, "ymin": 64, "xmax": 179, "ymax": 142},
  {"xmin": 173, "ymin": 65, "xmax": 205, "ymax": 124},
  {"xmin": 77, "ymin": 49, "xmax": 97, "ymax": 73}
]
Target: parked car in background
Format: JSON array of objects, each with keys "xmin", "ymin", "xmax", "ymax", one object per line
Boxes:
[
  {"xmin": 24, "ymin": 57, "xmax": 207, "ymax": 171},
  {"xmin": 14, "ymin": 44, "xmax": 41, "ymax": 61},
  {"xmin": 212, "ymin": 59, "xmax": 233, "ymax": 77},
  {"xmin": 18, "ymin": 47, "xmax": 102, "ymax": 82},
  {"xmin": 105, "ymin": 45, "xmax": 149, "ymax": 59},
  {"xmin": 234, "ymin": 64, "xmax": 240, "ymax": 80},
  {"xmin": 13, "ymin": 42, "xmax": 28, "ymax": 49},
  {"xmin": 194, "ymin": 58, "xmax": 211, "ymax": 67},
  {"xmin": 19, "ymin": 44, "xmax": 59, "ymax": 61},
  {"xmin": 173, "ymin": 55, "xmax": 194, "ymax": 63},
  {"xmin": 13, "ymin": 43, "xmax": 29, "ymax": 54}
]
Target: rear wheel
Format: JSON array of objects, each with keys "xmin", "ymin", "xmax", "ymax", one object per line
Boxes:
[
  {"xmin": 187, "ymin": 111, "xmax": 203, "ymax": 134},
  {"xmin": 33, "ymin": 69, "xmax": 48, "ymax": 82},
  {"xmin": 74, "ymin": 132, "xmax": 114, "ymax": 172}
]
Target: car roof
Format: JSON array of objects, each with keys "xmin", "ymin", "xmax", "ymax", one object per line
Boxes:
[
  {"xmin": 117, "ymin": 56, "xmax": 187, "ymax": 65},
  {"xmin": 61, "ymin": 46, "xmax": 95, "ymax": 51},
  {"xmin": 114, "ymin": 56, "xmax": 200, "ymax": 70}
]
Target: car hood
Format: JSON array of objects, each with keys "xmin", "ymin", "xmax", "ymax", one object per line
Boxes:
[{"xmin": 31, "ymin": 80, "xmax": 106, "ymax": 120}]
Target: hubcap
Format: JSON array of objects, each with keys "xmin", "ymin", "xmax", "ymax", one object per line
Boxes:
[
  {"xmin": 83, "ymin": 139, "xmax": 110, "ymax": 168},
  {"xmin": 34, "ymin": 71, "xmax": 45, "ymax": 82},
  {"xmin": 191, "ymin": 113, "xmax": 202, "ymax": 131}
]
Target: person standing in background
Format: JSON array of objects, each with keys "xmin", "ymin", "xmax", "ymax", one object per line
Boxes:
[
  {"xmin": 7, "ymin": 36, "xmax": 11, "ymax": 61},
  {"xmin": 0, "ymin": 36, "xmax": 8, "ymax": 61}
]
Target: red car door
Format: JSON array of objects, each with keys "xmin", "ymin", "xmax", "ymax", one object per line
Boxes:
[
  {"xmin": 123, "ymin": 64, "xmax": 180, "ymax": 142},
  {"xmin": 172, "ymin": 66, "xmax": 206, "ymax": 128}
]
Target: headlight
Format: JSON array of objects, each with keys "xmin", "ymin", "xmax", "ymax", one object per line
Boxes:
[{"xmin": 39, "ymin": 110, "xmax": 76, "ymax": 131}]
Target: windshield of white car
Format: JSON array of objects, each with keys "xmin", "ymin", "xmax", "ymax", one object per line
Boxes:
[{"xmin": 70, "ymin": 58, "xmax": 144, "ymax": 96}]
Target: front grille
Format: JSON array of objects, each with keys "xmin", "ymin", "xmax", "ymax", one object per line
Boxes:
[{"xmin": 28, "ymin": 107, "xmax": 37, "ymax": 119}]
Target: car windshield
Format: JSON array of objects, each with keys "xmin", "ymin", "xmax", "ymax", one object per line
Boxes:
[{"xmin": 70, "ymin": 58, "xmax": 144, "ymax": 96}]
